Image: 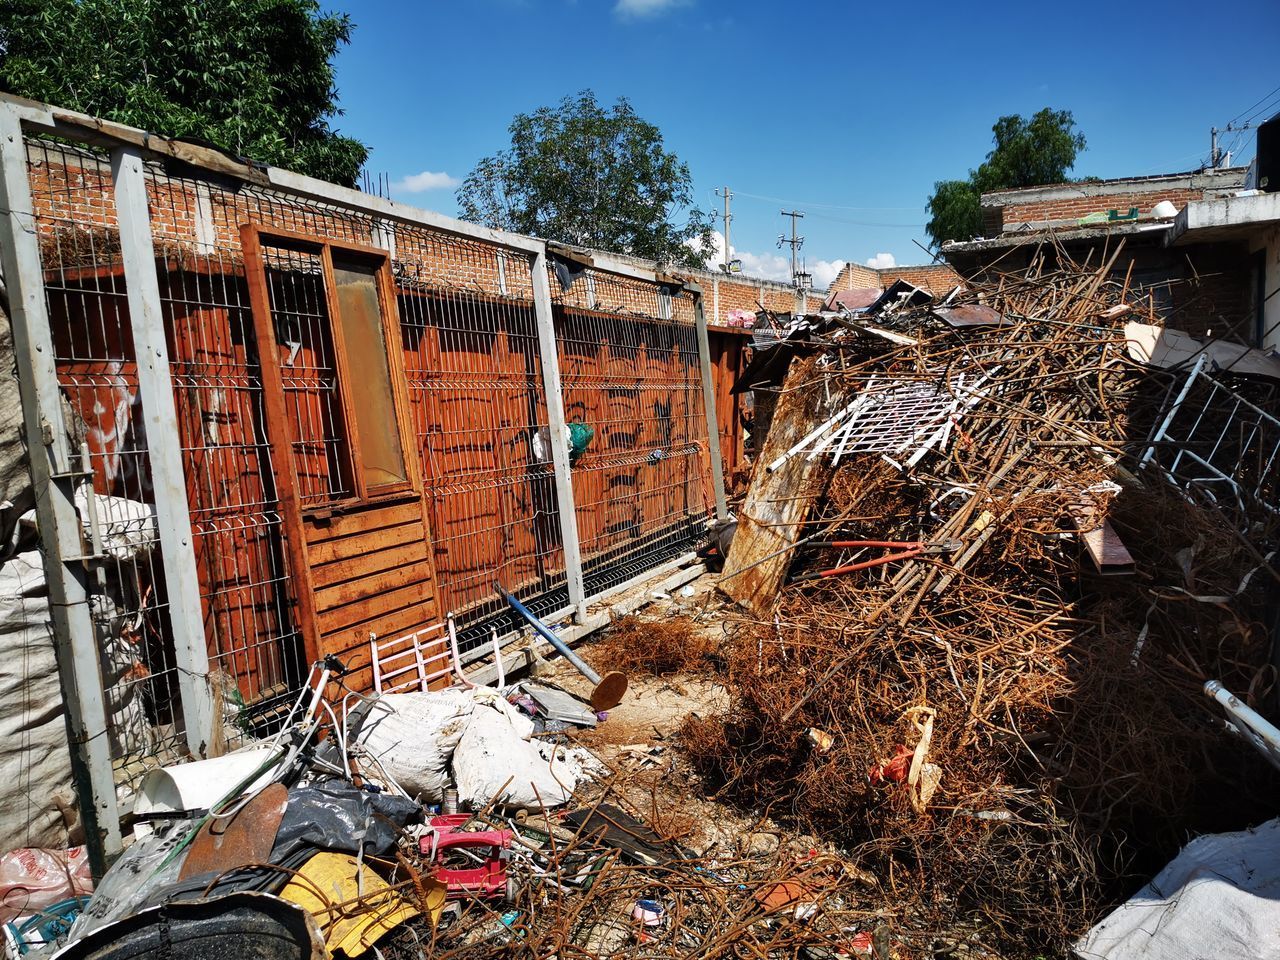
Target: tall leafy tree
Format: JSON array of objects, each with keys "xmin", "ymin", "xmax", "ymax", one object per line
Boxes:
[
  {"xmin": 926, "ymin": 108, "xmax": 1087, "ymax": 248},
  {"xmin": 457, "ymin": 91, "xmax": 714, "ymax": 268},
  {"xmin": 0, "ymin": 0, "xmax": 368, "ymax": 185}
]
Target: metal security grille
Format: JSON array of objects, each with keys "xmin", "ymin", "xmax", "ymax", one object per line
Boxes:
[
  {"xmin": 258, "ymin": 245, "xmax": 352, "ymax": 508},
  {"xmin": 552, "ymin": 266, "xmax": 715, "ymax": 596},
  {"xmin": 1142, "ymin": 356, "xmax": 1280, "ymax": 516},
  {"xmin": 27, "ymin": 139, "xmax": 189, "ymax": 781},
  {"xmin": 397, "ymin": 235, "xmax": 568, "ymax": 647}
]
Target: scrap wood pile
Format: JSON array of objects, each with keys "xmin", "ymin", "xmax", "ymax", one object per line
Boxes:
[{"xmin": 688, "ymin": 245, "xmax": 1280, "ymax": 956}]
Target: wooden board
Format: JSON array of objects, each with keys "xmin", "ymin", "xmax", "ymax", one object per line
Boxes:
[{"xmin": 720, "ymin": 356, "xmax": 834, "ymax": 616}]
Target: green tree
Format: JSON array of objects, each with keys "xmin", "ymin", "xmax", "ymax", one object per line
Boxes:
[
  {"xmin": 926, "ymin": 108, "xmax": 1087, "ymax": 248},
  {"xmin": 457, "ymin": 91, "xmax": 714, "ymax": 268},
  {"xmin": 0, "ymin": 0, "xmax": 368, "ymax": 185}
]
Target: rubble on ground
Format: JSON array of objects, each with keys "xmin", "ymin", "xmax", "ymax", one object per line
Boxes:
[
  {"xmin": 4, "ymin": 244, "xmax": 1278, "ymax": 960},
  {"xmin": 685, "ymin": 242, "xmax": 1280, "ymax": 957}
]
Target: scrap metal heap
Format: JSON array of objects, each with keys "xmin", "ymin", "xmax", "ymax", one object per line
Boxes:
[
  {"xmin": 12, "ymin": 244, "xmax": 1280, "ymax": 960},
  {"xmin": 26, "ymin": 661, "xmax": 918, "ymax": 960},
  {"xmin": 686, "ymin": 241, "xmax": 1280, "ymax": 956}
]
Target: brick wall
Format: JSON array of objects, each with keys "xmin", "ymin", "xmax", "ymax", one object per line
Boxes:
[
  {"xmin": 875, "ymin": 264, "xmax": 962, "ymax": 295},
  {"xmin": 825, "ymin": 260, "xmax": 962, "ymax": 298},
  {"xmin": 1002, "ymin": 188, "xmax": 1205, "ymax": 229},
  {"xmin": 827, "ymin": 262, "xmax": 880, "ymax": 291}
]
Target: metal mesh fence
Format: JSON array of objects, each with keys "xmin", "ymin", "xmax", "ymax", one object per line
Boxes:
[
  {"xmin": 551, "ymin": 266, "xmax": 715, "ymax": 596},
  {"xmin": 396, "ymin": 239, "xmax": 568, "ymax": 647},
  {"xmin": 143, "ymin": 165, "xmax": 314, "ymax": 733},
  {"xmin": 15, "ymin": 128, "xmax": 721, "ymax": 816},
  {"xmin": 26, "ymin": 139, "xmax": 189, "ymax": 785}
]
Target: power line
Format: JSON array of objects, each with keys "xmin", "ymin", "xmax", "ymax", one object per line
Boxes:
[
  {"xmin": 1241, "ymin": 92, "xmax": 1280, "ymax": 127},
  {"xmin": 733, "ymin": 189, "xmax": 920, "ymax": 212},
  {"xmin": 804, "ymin": 210, "xmax": 926, "ymax": 228},
  {"xmin": 1227, "ymin": 83, "xmax": 1280, "ymax": 128}
]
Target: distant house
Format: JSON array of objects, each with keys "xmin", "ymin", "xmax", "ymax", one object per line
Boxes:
[{"xmin": 941, "ymin": 128, "xmax": 1280, "ymax": 351}]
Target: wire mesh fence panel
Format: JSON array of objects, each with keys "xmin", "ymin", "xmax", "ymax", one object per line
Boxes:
[
  {"xmin": 396, "ymin": 235, "xmax": 569, "ymax": 652},
  {"xmin": 142, "ymin": 164, "xmax": 429, "ymax": 729},
  {"xmin": 26, "ymin": 138, "xmax": 189, "ymax": 786},
  {"xmin": 1142, "ymin": 358, "xmax": 1280, "ymax": 518},
  {"xmin": 18, "ymin": 117, "xmax": 723, "ymax": 816},
  {"xmin": 551, "ymin": 266, "xmax": 714, "ymax": 597},
  {"xmin": 142, "ymin": 164, "xmax": 321, "ymax": 736}
]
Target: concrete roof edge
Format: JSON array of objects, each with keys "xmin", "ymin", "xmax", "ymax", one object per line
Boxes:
[
  {"xmin": 980, "ymin": 168, "xmax": 1250, "ymax": 208},
  {"xmin": 942, "ymin": 221, "xmax": 1173, "ymax": 255}
]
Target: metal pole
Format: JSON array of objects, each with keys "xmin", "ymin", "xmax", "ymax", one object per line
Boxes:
[
  {"xmin": 689, "ymin": 283, "xmax": 729, "ymax": 520},
  {"xmin": 0, "ymin": 105, "xmax": 122, "ymax": 872},
  {"xmin": 717, "ymin": 187, "xmax": 732, "ymax": 271},
  {"xmin": 111, "ymin": 147, "xmax": 216, "ymax": 759},
  {"xmin": 529, "ymin": 249, "xmax": 587, "ymax": 617}
]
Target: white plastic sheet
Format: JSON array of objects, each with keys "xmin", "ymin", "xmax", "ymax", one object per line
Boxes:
[
  {"xmin": 1076, "ymin": 818, "xmax": 1280, "ymax": 959},
  {"xmin": 0, "ymin": 553, "xmax": 77, "ymax": 852}
]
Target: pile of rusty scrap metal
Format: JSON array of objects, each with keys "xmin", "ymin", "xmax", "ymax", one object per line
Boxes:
[
  {"xmin": 689, "ymin": 243, "xmax": 1280, "ymax": 957},
  {"xmin": 9, "ymin": 651, "xmax": 916, "ymax": 960}
]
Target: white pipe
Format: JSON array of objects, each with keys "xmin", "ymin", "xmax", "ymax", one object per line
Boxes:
[{"xmin": 1205, "ymin": 680, "xmax": 1280, "ymax": 771}]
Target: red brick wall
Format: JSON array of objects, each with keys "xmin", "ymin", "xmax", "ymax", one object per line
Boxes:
[
  {"xmin": 695, "ymin": 272, "xmax": 810, "ymax": 325},
  {"xmin": 828, "ymin": 262, "xmax": 880, "ymax": 291},
  {"xmin": 875, "ymin": 264, "xmax": 961, "ymax": 295},
  {"xmin": 1002, "ymin": 188, "xmax": 1204, "ymax": 228},
  {"xmin": 824, "ymin": 261, "xmax": 961, "ymax": 299}
]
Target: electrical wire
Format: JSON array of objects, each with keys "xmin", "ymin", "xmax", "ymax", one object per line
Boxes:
[
  {"xmin": 1227, "ymin": 83, "xmax": 1280, "ymax": 128},
  {"xmin": 732, "ymin": 189, "xmax": 921, "ymax": 212}
]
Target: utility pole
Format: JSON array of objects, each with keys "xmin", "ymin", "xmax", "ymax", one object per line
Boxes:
[
  {"xmin": 777, "ymin": 209, "xmax": 805, "ymax": 285},
  {"xmin": 1210, "ymin": 122, "xmax": 1253, "ymax": 169},
  {"xmin": 715, "ymin": 186, "xmax": 733, "ymax": 271}
]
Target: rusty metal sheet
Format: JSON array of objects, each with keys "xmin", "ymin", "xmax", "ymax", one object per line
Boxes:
[{"xmin": 179, "ymin": 782, "xmax": 289, "ymax": 881}]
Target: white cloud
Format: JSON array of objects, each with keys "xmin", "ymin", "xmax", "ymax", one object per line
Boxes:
[
  {"xmin": 687, "ymin": 231, "xmax": 843, "ymax": 288},
  {"xmin": 809, "ymin": 259, "xmax": 846, "ymax": 289},
  {"xmin": 392, "ymin": 170, "xmax": 461, "ymax": 193},
  {"xmin": 865, "ymin": 252, "xmax": 896, "ymax": 269},
  {"xmin": 614, "ymin": 0, "xmax": 688, "ymax": 18}
]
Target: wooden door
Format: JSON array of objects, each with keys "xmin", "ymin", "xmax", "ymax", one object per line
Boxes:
[{"xmin": 242, "ymin": 225, "xmax": 444, "ymax": 692}]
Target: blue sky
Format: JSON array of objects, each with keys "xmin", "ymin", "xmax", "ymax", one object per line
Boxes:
[{"xmin": 332, "ymin": 0, "xmax": 1280, "ymax": 285}]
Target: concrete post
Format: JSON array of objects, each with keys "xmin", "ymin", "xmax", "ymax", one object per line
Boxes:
[
  {"xmin": 0, "ymin": 105, "xmax": 122, "ymax": 874},
  {"xmin": 529, "ymin": 250, "xmax": 587, "ymax": 617},
  {"xmin": 111, "ymin": 147, "xmax": 216, "ymax": 759}
]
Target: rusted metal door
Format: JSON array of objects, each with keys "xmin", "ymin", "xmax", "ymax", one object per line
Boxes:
[{"xmin": 242, "ymin": 225, "xmax": 443, "ymax": 691}]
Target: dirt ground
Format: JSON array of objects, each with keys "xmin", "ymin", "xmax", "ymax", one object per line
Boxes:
[{"xmin": 525, "ymin": 579, "xmax": 892, "ymax": 906}]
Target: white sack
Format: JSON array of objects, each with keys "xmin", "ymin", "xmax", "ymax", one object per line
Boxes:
[
  {"xmin": 452, "ymin": 691, "xmax": 588, "ymax": 810},
  {"xmin": 0, "ymin": 552, "xmax": 77, "ymax": 851},
  {"xmin": 356, "ymin": 689, "xmax": 476, "ymax": 802},
  {"xmin": 1076, "ymin": 817, "xmax": 1280, "ymax": 959}
]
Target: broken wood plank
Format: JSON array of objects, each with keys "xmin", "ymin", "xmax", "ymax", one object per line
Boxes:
[
  {"xmin": 720, "ymin": 357, "xmax": 836, "ymax": 615},
  {"xmin": 1066, "ymin": 493, "xmax": 1136, "ymax": 577}
]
